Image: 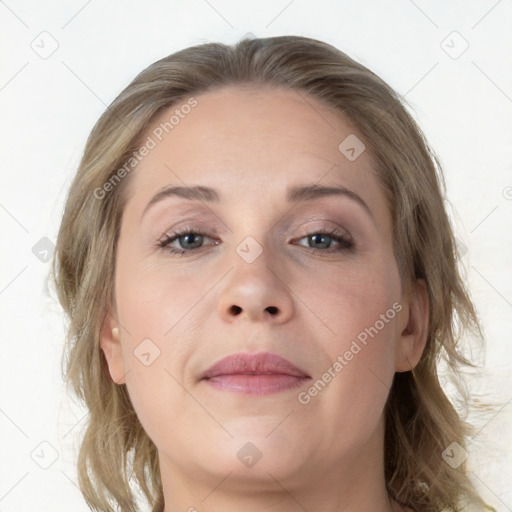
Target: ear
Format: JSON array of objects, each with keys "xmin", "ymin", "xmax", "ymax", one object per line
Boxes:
[
  {"xmin": 395, "ymin": 279, "xmax": 429, "ymax": 372},
  {"xmin": 99, "ymin": 310, "xmax": 127, "ymax": 384}
]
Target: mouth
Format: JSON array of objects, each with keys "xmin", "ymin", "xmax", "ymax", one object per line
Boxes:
[{"xmin": 200, "ymin": 352, "xmax": 311, "ymax": 396}]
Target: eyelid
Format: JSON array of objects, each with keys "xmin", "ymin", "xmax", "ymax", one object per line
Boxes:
[
  {"xmin": 292, "ymin": 218, "xmax": 352, "ymax": 238},
  {"xmin": 158, "ymin": 218, "xmax": 351, "ymax": 242}
]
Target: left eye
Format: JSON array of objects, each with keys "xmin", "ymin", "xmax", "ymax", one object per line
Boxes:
[
  {"xmin": 293, "ymin": 230, "xmax": 353, "ymax": 252},
  {"xmin": 157, "ymin": 228, "xmax": 353, "ymax": 255}
]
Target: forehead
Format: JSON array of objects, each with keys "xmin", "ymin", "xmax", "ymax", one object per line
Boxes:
[
  {"xmin": 124, "ymin": 84, "xmax": 388, "ymax": 219},
  {"xmin": 144, "ymin": 84, "xmax": 368, "ymax": 169}
]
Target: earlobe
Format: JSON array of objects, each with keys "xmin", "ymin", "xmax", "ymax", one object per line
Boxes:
[
  {"xmin": 99, "ymin": 312, "xmax": 127, "ymax": 385},
  {"xmin": 395, "ymin": 279, "xmax": 429, "ymax": 372}
]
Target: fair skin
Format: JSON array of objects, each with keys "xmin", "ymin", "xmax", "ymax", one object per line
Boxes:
[{"xmin": 100, "ymin": 85, "xmax": 428, "ymax": 512}]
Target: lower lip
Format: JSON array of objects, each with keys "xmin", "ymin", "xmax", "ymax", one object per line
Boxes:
[{"xmin": 202, "ymin": 374, "xmax": 310, "ymax": 395}]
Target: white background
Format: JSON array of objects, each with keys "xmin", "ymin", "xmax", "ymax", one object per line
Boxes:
[{"xmin": 0, "ymin": 1, "xmax": 511, "ymax": 511}]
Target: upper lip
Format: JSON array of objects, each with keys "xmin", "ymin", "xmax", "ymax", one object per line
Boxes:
[{"xmin": 200, "ymin": 352, "xmax": 310, "ymax": 380}]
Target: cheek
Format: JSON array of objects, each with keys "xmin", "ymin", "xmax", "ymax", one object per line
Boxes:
[
  {"xmin": 115, "ymin": 253, "xmax": 206, "ymax": 340},
  {"xmin": 112, "ymin": 257, "xmax": 206, "ymax": 434},
  {"xmin": 298, "ymin": 305, "xmax": 399, "ymax": 454},
  {"xmin": 115, "ymin": 274, "xmax": 199, "ymax": 377},
  {"xmin": 294, "ymin": 252, "xmax": 401, "ymax": 344},
  {"xmin": 296, "ymin": 257, "xmax": 400, "ymax": 412},
  {"xmin": 114, "ymin": 301, "xmax": 196, "ymax": 447}
]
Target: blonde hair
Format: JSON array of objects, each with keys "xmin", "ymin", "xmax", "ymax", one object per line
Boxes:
[{"xmin": 51, "ymin": 35, "xmax": 491, "ymax": 511}]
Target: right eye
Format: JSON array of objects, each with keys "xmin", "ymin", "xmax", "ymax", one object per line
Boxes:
[{"xmin": 157, "ymin": 227, "xmax": 217, "ymax": 255}]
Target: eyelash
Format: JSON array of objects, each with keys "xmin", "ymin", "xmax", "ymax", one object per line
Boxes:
[{"xmin": 157, "ymin": 226, "xmax": 354, "ymax": 256}]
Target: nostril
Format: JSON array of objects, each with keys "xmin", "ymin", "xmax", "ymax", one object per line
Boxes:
[
  {"xmin": 230, "ymin": 305, "xmax": 242, "ymax": 315},
  {"xmin": 266, "ymin": 306, "xmax": 278, "ymax": 315}
]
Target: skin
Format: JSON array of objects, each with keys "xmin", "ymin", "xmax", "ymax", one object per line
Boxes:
[{"xmin": 100, "ymin": 85, "xmax": 428, "ymax": 512}]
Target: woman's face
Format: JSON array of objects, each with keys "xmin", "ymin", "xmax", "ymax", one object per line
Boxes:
[{"xmin": 101, "ymin": 85, "xmax": 425, "ymax": 500}]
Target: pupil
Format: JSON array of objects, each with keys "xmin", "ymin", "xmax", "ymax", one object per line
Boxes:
[
  {"xmin": 311, "ymin": 234, "xmax": 329, "ymax": 249},
  {"xmin": 183, "ymin": 234, "xmax": 201, "ymax": 248}
]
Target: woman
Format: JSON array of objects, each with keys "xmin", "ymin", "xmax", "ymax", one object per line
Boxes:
[{"xmin": 51, "ymin": 35, "xmax": 492, "ymax": 511}]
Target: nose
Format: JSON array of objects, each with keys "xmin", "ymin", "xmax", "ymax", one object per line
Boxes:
[{"xmin": 217, "ymin": 246, "xmax": 295, "ymax": 324}]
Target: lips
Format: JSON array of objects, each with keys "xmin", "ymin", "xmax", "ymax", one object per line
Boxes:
[
  {"xmin": 199, "ymin": 352, "xmax": 311, "ymax": 395},
  {"xmin": 200, "ymin": 352, "xmax": 310, "ymax": 380}
]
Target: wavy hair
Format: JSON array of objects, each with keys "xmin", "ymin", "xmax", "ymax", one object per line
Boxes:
[{"xmin": 51, "ymin": 35, "xmax": 491, "ymax": 511}]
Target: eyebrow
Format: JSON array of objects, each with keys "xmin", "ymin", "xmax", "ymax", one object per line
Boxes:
[{"xmin": 141, "ymin": 183, "xmax": 373, "ymax": 220}]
